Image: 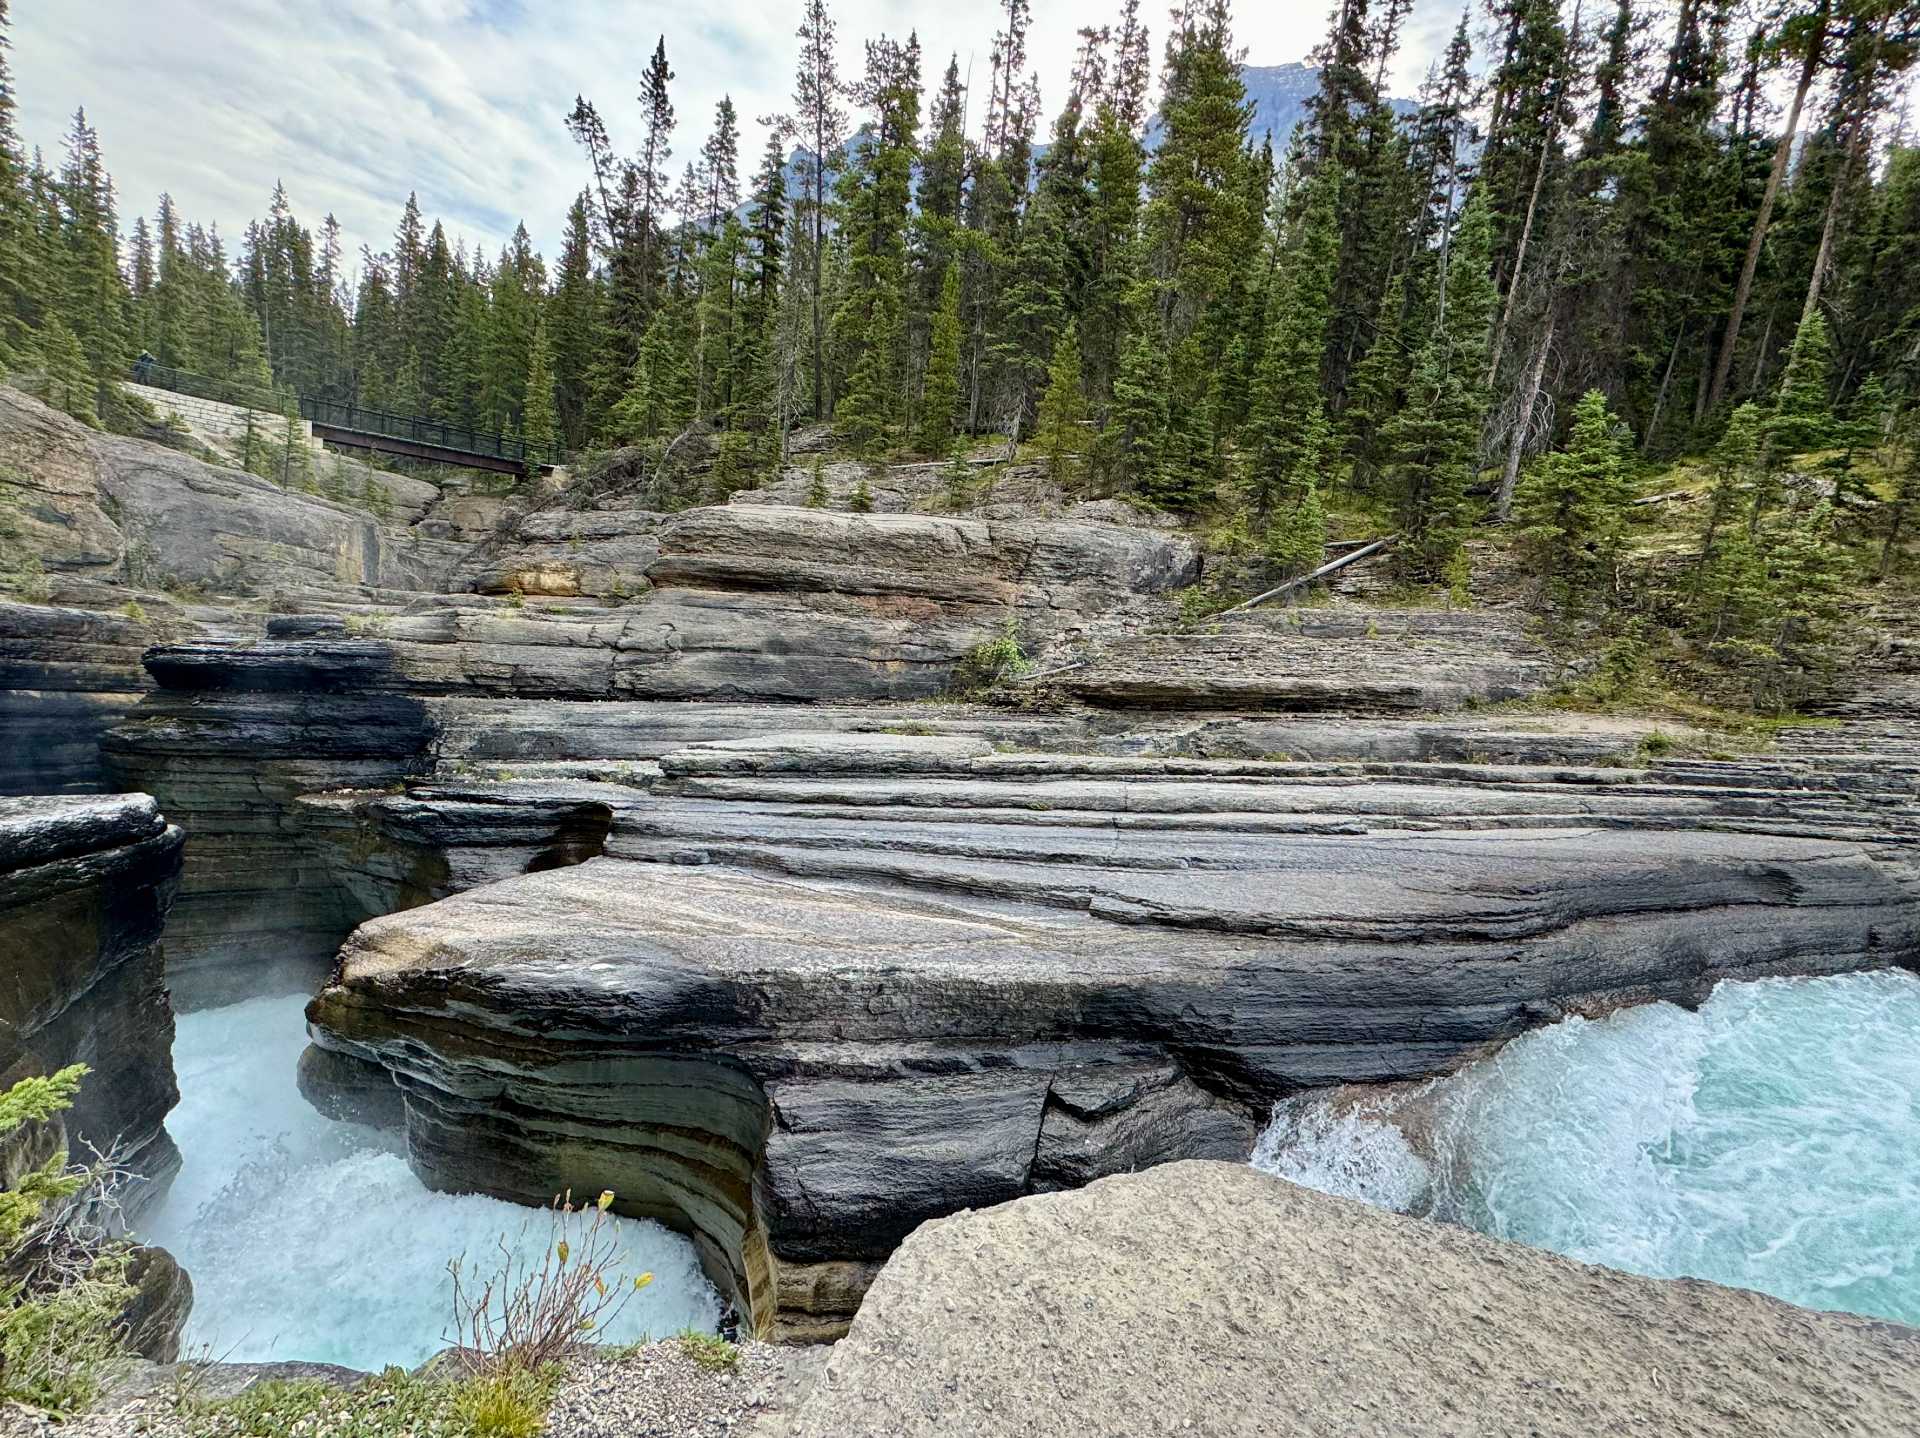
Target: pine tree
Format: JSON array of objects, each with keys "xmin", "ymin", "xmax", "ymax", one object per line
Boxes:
[
  {"xmin": 917, "ymin": 265, "xmax": 962, "ymax": 455},
  {"xmin": 806, "ymin": 454, "xmax": 829, "ymax": 507},
  {"xmin": 31, "ymin": 314, "xmax": 97, "ymax": 426},
  {"xmin": 522, "ymin": 310, "xmax": 557, "ymax": 473},
  {"xmin": 1033, "ymin": 322, "xmax": 1087, "ymax": 485},
  {"xmin": 0, "ymin": 0, "xmax": 36, "ymax": 363},
  {"xmin": 791, "ymin": 0, "xmax": 848, "ymax": 419},
  {"xmin": 1515, "ymin": 388, "xmax": 1632, "ymax": 617},
  {"xmin": 1767, "ymin": 310, "xmax": 1836, "ymax": 456},
  {"xmin": 1242, "ymin": 164, "xmax": 1340, "ymax": 522},
  {"xmin": 1386, "ymin": 189, "xmax": 1497, "ymax": 581},
  {"xmin": 1106, "ymin": 312, "xmax": 1170, "ymax": 497}
]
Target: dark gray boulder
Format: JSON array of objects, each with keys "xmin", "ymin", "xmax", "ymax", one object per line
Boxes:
[{"xmin": 0, "ymin": 794, "xmax": 184, "ymax": 1202}]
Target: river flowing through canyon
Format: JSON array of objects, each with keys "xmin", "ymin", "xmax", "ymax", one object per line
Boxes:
[
  {"xmin": 138, "ymin": 992, "xmax": 723, "ymax": 1370},
  {"xmin": 1253, "ymin": 970, "xmax": 1920, "ymax": 1327}
]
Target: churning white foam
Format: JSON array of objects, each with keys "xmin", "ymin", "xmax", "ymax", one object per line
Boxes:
[
  {"xmin": 140, "ymin": 992, "xmax": 722, "ymax": 1370},
  {"xmin": 1251, "ymin": 970, "xmax": 1920, "ymax": 1327}
]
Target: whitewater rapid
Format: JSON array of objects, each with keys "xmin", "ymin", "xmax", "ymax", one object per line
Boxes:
[
  {"xmin": 1253, "ymin": 970, "xmax": 1920, "ymax": 1327},
  {"xmin": 140, "ymin": 992, "xmax": 722, "ymax": 1369}
]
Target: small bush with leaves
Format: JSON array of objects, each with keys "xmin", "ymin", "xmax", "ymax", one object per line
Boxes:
[
  {"xmin": 0, "ymin": 1065, "xmax": 140, "ymax": 1417},
  {"xmin": 677, "ymin": 1329, "xmax": 739, "ymax": 1373},
  {"xmin": 952, "ymin": 617, "xmax": 1034, "ymax": 692},
  {"xmin": 445, "ymin": 1189, "xmax": 655, "ymax": 1378}
]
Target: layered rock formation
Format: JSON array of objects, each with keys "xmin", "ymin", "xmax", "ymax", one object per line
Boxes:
[
  {"xmin": 784, "ymin": 1161, "xmax": 1920, "ymax": 1437},
  {"xmin": 100, "ymin": 499, "xmax": 1201, "ymax": 998},
  {"xmin": 304, "ymin": 729, "xmax": 1920, "ymax": 1340},
  {"xmin": 0, "ymin": 794, "xmax": 183, "ymax": 1200},
  {"xmin": 0, "ymin": 386, "xmax": 454, "ymax": 599},
  {"xmin": 0, "ymin": 384, "xmax": 452, "ymax": 796}
]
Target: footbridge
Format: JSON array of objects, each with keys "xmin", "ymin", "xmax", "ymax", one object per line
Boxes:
[{"xmin": 127, "ymin": 363, "xmax": 566, "ymax": 476}]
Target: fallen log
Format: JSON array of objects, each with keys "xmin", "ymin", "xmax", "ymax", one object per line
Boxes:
[{"xmin": 1216, "ymin": 535, "xmax": 1399, "ymax": 615}]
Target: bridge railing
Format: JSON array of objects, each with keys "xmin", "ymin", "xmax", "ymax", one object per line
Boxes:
[
  {"xmin": 127, "ymin": 361, "xmax": 294, "ymax": 416},
  {"xmin": 299, "ymin": 395, "xmax": 568, "ymax": 470},
  {"xmin": 126, "ymin": 362, "xmax": 567, "ymax": 470}
]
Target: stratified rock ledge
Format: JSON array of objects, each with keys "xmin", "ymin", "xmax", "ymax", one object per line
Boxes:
[{"xmin": 786, "ymin": 1161, "xmax": 1920, "ymax": 1438}]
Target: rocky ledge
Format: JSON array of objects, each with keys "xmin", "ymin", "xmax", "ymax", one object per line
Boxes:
[
  {"xmin": 785, "ymin": 1161, "xmax": 1920, "ymax": 1437},
  {"xmin": 303, "ymin": 731, "xmax": 1920, "ymax": 1342},
  {"xmin": 0, "ymin": 793, "xmax": 184, "ymax": 1201}
]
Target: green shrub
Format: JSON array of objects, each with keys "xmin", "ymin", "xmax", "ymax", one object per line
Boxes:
[
  {"xmin": 452, "ymin": 1367, "xmax": 557, "ymax": 1438},
  {"xmin": 952, "ymin": 617, "xmax": 1033, "ymax": 692},
  {"xmin": 677, "ymin": 1329, "xmax": 738, "ymax": 1373},
  {"xmin": 0, "ymin": 1065, "xmax": 138, "ymax": 1417}
]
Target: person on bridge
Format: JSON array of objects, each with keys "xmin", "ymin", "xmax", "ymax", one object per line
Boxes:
[{"xmin": 133, "ymin": 351, "xmax": 156, "ymax": 383}]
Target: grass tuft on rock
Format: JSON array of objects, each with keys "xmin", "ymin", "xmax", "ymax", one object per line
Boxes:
[{"xmin": 676, "ymin": 1329, "xmax": 739, "ymax": 1373}]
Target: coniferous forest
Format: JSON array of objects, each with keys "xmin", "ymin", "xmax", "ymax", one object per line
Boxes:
[{"xmin": 4, "ymin": 0, "xmax": 1920, "ymax": 709}]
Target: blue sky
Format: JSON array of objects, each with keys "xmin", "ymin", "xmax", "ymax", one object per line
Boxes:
[{"xmin": 11, "ymin": 0, "xmax": 1463, "ymax": 279}]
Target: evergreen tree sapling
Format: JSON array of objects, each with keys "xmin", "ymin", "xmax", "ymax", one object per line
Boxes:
[
  {"xmin": 1515, "ymin": 388, "xmax": 1632, "ymax": 617},
  {"xmin": 1033, "ymin": 323, "xmax": 1088, "ymax": 486}
]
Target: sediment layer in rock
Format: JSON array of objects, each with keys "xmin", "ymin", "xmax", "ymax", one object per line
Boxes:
[
  {"xmin": 305, "ymin": 730, "xmax": 1920, "ymax": 1340},
  {"xmin": 0, "ymin": 794, "xmax": 184, "ymax": 1200}
]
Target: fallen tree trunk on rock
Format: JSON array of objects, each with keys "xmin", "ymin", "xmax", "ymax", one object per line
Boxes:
[{"xmin": 1217, "ymin": 535, "xmax": 1397, "ymax": 615}]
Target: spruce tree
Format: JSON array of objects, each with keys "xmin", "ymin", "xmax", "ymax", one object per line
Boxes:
[
  {"xmin": 522, "ymin": 311, "xmax": 557, "ymax": 472},
  {"xmin": 1263, "ymin": 407, "xmax": 1331, "ymax": 576},
  {"xmin": 1106, "ymin": 312, "xmax": 1171, "ymax": 497},
  {"xmin": 830, "ymin": 33, "xmax": 920, "ymax": 456},
  {"xmin": 917, "ymin": 265, "xmax": 962, "ymax": 455},
  {"xmin": 55, "ymin": 109, "xmax": 128, "ymax": 377},
  {"xmin": 1515, "ymin": 388, "xmax": 1632, "ymax": 617},
  {"xmin": 31, "ymin": 314, "xmax": 98, "ymax": 426},
  {"xmin": 1242, "ymin": 165, "xmax": 1341, "ymax": 522},
  {"xmin": 550, "ymin": 194, "xmax": 605, "ymax": 447},
  {"xmin": 0, "ymin": 0, "xmax": 36, "ymax": 364},
  {"xmin": 1033, "ymin": 323, "xmax": 1087, "ymax": 486},
  {"xmin": 1386, "ymin": 189, "xmax": 1497, "ymax": 581},
  {"xmin": 1767, "ymin": 310, "xmax": 1836, "ymax": 456},
  {"xmin": 791, "ymin": 0, "xmax": 848, "ymax": 419}
]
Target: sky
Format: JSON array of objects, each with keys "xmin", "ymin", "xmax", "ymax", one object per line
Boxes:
[{"xmin": 11, "ymin": 0, "xmax": 1466, "ymax": 279}]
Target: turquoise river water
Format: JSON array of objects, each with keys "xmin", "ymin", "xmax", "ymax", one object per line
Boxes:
[
  {"xmin": 140, "ymin": 992, "xmax": 722, "ymax": 1370},
  {"xmin": 1253, "ymin": 970, "xmax": 1920, "ymax": 1327}
]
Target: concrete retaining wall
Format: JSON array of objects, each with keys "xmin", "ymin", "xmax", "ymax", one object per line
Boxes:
[{"xmin": 123, "ymin": 382, "xmax": 327, "ymax": 456}]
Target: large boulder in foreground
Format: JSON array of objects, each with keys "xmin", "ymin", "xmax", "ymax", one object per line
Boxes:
[
  {"xmin": 787, "ymin": 1161, "xmax": 1920, "ymax": 1437},
  {"xmin": 0, "ymin": 794, "xmax": 183, "ymax": 1203}
]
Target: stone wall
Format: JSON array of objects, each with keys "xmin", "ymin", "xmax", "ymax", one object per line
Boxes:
[{"xmin": 122, "ymin": 382, "xmax": 326, "ymax": 458}]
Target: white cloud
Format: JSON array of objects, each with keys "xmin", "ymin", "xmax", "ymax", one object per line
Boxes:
[{"xmin": 12, "ymin": 0, "xmax": 1457, "ymax": 277}]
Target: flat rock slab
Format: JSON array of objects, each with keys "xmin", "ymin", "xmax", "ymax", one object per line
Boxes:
[{"xmin": 786, "ymin": 1161, "xmax": 1920, "ymax": 1438}]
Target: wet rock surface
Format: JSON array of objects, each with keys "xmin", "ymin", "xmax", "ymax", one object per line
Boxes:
[
  {"xmin": 305, "ymin": 728, "xmax": 1920, "ymax": 1340},
  {"xmin": 0, "ymin": 794, "xmax": 183, "ymax": 1199},
  {"xmin": 785, "ymin": 1161, "xmax": 1920, "ymax": 1437}
]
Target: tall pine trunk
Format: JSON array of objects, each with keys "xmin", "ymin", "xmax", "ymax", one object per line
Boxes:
[
  {"xmin": 1495, "ymin": 304, "xmax": 1557, "ymax": 521},
  {"xmin": 1707, "ymin": 3, "xmax": 1827, "ymax": 414}
]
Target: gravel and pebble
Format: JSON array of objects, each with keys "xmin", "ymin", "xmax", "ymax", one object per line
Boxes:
[{"xmin": 0, "ymin": 1339, "xmax": 826, "ymax": 1438}]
